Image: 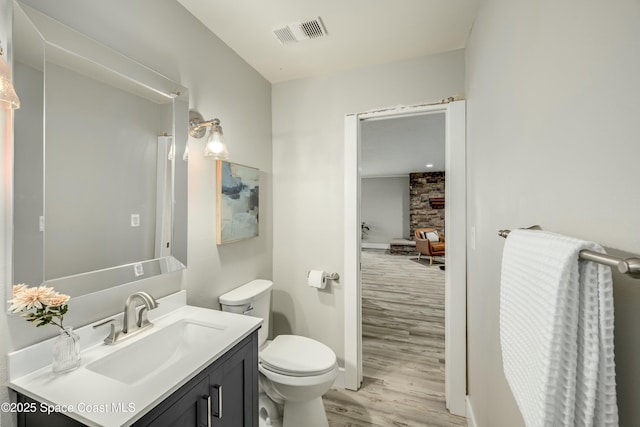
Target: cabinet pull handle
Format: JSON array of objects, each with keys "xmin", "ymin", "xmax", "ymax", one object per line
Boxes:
[
  {"xmin": 213, "ymin": 384, "xmax": 223, "ymax": 419},
  {"xmin": 199, "ymin": 395, "xmax": 212, "ymax": 427}
]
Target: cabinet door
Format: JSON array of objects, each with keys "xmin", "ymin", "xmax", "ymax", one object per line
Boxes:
[
  {"xmin": 144, "ymin": 377, "xmax": 210, "ymax": 427},
  {"xmin": 16, "ymin": 394, "xmax": 85, "ymax": 427},
  {"xmin": 209, "ymin": 337, "xmax": 257, "ymax": 427}
]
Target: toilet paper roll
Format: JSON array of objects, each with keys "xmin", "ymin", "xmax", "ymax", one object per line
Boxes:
[{"xmin": 308, "ymin": 270, "xmax": 327, "ymax": 289}]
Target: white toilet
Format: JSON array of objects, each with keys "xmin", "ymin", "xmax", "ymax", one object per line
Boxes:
[{"xmin": 219, "ymin": 279, "xmax": 337, "ymax": 427}]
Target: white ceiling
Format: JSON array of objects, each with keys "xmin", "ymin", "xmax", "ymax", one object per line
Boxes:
[
  {"xmin": 361, "ymin": 113, "xmax": 445, "ymax": 177},
  {"xmin": 176, "ymin": 0, "xmax": 474, "ymax": 176},
  {"xmin": 176, "ymin": 0, "xmax": 478, "ymax": 84}
]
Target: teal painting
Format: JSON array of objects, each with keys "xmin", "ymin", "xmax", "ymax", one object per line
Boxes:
[{"xmin": 216, "ymin": 161, "xmax": 259, "ymax": 244}]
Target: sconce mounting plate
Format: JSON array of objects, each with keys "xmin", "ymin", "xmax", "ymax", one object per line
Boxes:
[{"xmin": 189, "ymin": 110, "xmax": 207, "ymax": 139}]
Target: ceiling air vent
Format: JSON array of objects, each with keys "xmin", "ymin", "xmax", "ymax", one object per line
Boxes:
[{"xmin": 273, "ymin": 17, "xmax": 328, "ymax": 44}]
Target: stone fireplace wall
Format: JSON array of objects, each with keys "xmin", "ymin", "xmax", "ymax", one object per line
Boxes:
[{"xmin": 409, "ymin": 172, "xmax": 445, "ymax": 239}]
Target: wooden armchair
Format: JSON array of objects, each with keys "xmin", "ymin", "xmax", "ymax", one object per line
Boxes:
[{"xmin": 415, "ymin": 227, "xmax": 445, "ymax": 265}]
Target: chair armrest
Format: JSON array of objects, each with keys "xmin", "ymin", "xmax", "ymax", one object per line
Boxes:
[{"xmin": 416, "ymin": 239, "xmax": 430, "ymax": 252}]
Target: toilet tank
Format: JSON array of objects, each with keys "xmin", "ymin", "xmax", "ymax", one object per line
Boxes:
[{"xmin": 219, "ymin": 279, "xmax": 272, "ymax": 348}]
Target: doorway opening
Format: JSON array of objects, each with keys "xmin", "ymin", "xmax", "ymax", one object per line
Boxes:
[{"xmin": 343, "ymin": 101, "xmax": 467, "ymax": 416}]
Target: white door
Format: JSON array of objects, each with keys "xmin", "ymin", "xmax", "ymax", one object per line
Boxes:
[{"xmin": 344, "ymin": 100, "xmax": 467, "ymax": 416}]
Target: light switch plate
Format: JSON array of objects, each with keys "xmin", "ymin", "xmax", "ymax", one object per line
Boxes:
[{"xmin": 133, "ymin": 263, "xmax": 144, "ymax": 277}]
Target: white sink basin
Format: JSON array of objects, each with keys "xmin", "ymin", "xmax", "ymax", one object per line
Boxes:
[
  {"xmin": 86, "ymin": 320, "xmax": 225, "ymax": 385},
  {"xmin": 8, "ymin": 295, "xmax": 263, "ymax": 427}
]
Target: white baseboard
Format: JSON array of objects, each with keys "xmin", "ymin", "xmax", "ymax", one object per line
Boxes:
[
  {"xmin": 361, "ymin": 242, "xmax": 390, "ymax": 250},
  {"xmin": 466, "ymin": 395, "xmax": 478, "ymax": 427}
]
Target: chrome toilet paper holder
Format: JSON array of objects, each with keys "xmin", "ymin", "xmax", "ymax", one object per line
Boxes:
[
  {"xmin": 307, "ymin": 271, "xmax": 340, "ymax": 281},
  {"xmin": 325, "ymin": 272, "xmax": 340, "ymax": 281}
]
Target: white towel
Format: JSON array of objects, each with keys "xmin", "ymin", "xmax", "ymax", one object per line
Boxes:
[{"xmin": 500, "ymin": 229, "xmax": 618, "ymax": 427}]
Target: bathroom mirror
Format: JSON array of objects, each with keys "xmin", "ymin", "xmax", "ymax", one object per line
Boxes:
[{"xmin": 10, "ymin": 2, "xmax": 188, "ymax": 302}]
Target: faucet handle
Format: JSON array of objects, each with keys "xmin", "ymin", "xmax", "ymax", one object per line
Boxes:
[
  {"xmin": 137, "ymin": 306, "xmax": 154, "ymax": 328},
  {"xmin": 134, "ymin": 291, "xmax": 158, "ymax": 328},
  {"xmin": 93, "ymin": 318, "xmax": 122, "ymax": 345}
]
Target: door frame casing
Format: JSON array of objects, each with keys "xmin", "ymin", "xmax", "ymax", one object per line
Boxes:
[{"xmin": 343, "ymin": 101, "xmax": 467, "ymax": 416}]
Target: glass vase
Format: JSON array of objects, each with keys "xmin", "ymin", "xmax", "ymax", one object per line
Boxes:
[{"xmin": 52, "ymin": 327, "xmax": 80, "ymax": 373}]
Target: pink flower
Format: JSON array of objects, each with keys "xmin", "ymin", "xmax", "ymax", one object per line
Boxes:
[
  {"xmin": 12, "ymin": 284, "xmax": 28, "ymax": 296},
  {"xmin": 45, "ymin": 292, "xmax": 70, "ymax": 307},
  {"xmin": 9, "ymin": 284, "xmax": 72, "ymax": 332},
  {"xmin": 9, "ymin": 285, "xmax": 56, "ymax": 313}
]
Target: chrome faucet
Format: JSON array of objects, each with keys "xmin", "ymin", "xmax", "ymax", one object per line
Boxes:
[
  {"xmin": 123, "ymin": 291, "xmax": 158, "ymax": 333},
  {"xmin": 93, "ymin": 291, "xmax": 159, "ymax": 345}
]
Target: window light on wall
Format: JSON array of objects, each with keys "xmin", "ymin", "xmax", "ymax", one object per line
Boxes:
[{"xmin": 0, "ymin": 41, "xmax": 20, "ymax": 110}]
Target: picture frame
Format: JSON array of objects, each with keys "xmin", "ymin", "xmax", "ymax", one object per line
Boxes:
[{"xmin": 216, "ymin": 160, "xmax": 260, "ymax": 244}]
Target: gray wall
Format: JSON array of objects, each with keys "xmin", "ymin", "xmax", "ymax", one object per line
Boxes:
[
  {"xmin": 1, "ymin": 2, "xmax": 272, "ymax": 425},
  {"xmin": 361, "ymin": 176, "xmax": 409, "ymax": 244},
  {"xmin": 465, "ymin": 0, "xmax": 640, "ymax": 425}
]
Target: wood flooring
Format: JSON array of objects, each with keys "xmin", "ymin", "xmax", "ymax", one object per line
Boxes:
[{"xmin": 323, "ymin": 250, "xmax": 467, "ymax": 427}]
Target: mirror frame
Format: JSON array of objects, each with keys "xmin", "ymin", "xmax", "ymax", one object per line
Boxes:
[{"xmin": 10, "ymin": 2, "xmax": 188, "ymax": 304}]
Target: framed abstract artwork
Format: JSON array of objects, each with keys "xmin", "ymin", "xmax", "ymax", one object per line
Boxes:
[{"xmin": 216, "ymin": 160, "xmax": 260, "ymax": 244}]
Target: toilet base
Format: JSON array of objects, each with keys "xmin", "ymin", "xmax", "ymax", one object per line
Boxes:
[
  {"xmin": 282, "ymin": 397, "xmax": 329, "ymax": 427},
  {"xmin": 259, "ymin": 392, "xmax": 282, "ymax": 427}
]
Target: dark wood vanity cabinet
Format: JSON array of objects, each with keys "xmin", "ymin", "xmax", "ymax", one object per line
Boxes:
[
  {"xmin": 137, "ymin": 332, "xmax": 258, "ymax": 427},
  {"xmin": 16, "ymin": 332, "xmax": 258, "ymax": 427},
  {"xmin": 138, "ymin": 377, "xmax": 210, "ymax": 427}
]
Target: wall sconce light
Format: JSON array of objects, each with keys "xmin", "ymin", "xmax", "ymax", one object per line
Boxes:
[
  {"xmin": 188, "ymin": 110, "xmax": 229, "ymax": 160},
  {"xmin": 0, "ymin": 41, "xmax": 20, "ymax": 109}
]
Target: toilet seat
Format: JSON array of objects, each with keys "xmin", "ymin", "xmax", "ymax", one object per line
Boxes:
[{"xmin": 259, "ymin": 335, "xmax": 336, "ymax": 377}]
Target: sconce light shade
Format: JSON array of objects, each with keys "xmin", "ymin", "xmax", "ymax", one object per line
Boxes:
[
  {"xmin": 204, "ymin": 127, "xmax": 229, "ymax": 160},
  {"xmin": 0, "ymin": 43, "xmax": 20, "ymax": 109},
  {"xmin": 167, "ymin": 141, "xmax": 175, "ymax": 161},
  {"xmin": 189, "ymin": 110, "xmax": 229, "ymax": 160}
]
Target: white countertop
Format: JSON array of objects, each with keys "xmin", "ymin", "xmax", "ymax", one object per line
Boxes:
[{"xmin": 7, "ymin": 291, "xmax": 262, "ymax": 426}]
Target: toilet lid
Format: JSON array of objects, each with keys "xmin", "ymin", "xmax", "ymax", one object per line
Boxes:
[{"xmin": 259, "ymin": 335, "xmax": 336, "ymax": 377}]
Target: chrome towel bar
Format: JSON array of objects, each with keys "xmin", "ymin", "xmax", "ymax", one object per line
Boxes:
[{"xmin": 499, "ymin": 227, "xmax": 640, "ymax": 279}]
